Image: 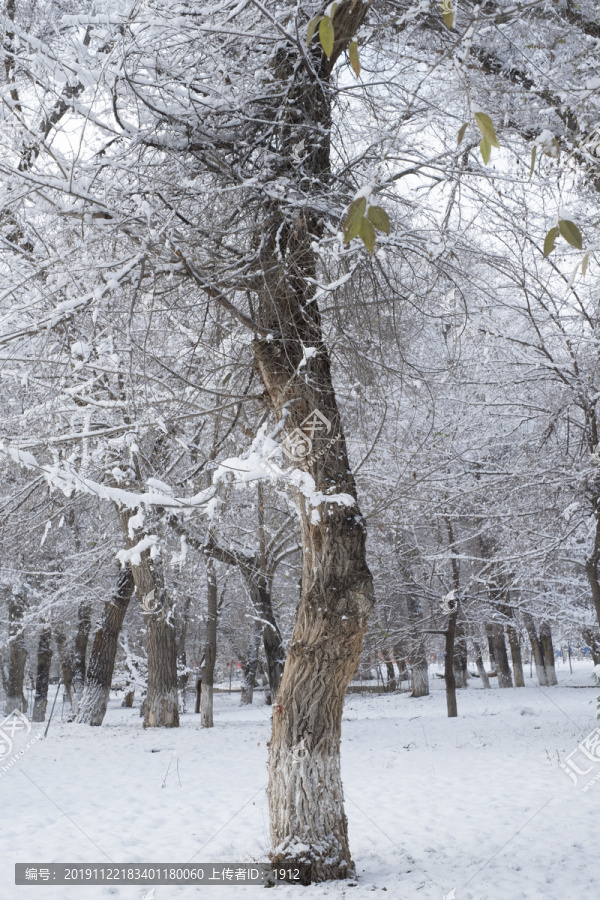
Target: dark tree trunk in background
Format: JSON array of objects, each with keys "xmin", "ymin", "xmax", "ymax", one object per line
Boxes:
[
  {"xmin": 384, "ymin": 651, "xmax": 397, "ymax": 692},
  {"xmin": 585, "ymin": 512, "xmax": 600, "ymax": 634},
  {"xmin": 201, "ymin": 555, "xmax": 218, "ymax": 728},
  {"xmin": 500, "ymin": 601, "xmax": 524, "ymax": 687},
  {"xmin": 240, "ymin": 621, "xmax": 261, "ymax": 705},
  {"xmin": 256, "ymin": 481, "xmax": 286, "ymax": 701},
  {"xmin": 471, "ymin": 636, "xmax": 491, "ymax": 688},
  {"xmin": 31, "ymin": 627, "xmax": 53, "ymax": 722},
  {"xmin": 405, "ymin": 590, "xmax": 429, "ymax": 697},
  {"xmin": 523, "ymin": 612, "xmax": 549, "ymax": 686},
  {"xmin": 393, "ymin": 643, "xmax": 409, "ymax": 689},
  {"xmin": 507, "ymin": 623, "xmax": 525, "ymax": 687},
  {"xmin": 583, "ymin": 627, "xmax": 600, "ymax": 665},
  {"xmin": 54, "ymin": 629, "xmax": 74, "ymax": 711},
  {"xmin": 540, "ymin": 621, "xmax": 558, "ymax": 686},
  {"xmin": 70, "ymin": 602, "xmax": 92, "ymax": 716},
  {"xmin": 443, "ymin": 515, "xmax": 462, "ymax": 714},
  {"xmin": 488, "ymin": 623, "xmax": 513, "ymax": 688},
  {"xmin": 453, "ymin": 623, "xmax": 469, "ymax": 689},
  {"xmin": 487, "ymin": 631, "xmax": 497, "ymax": 673},
  {"xmin": 444, "ymin": 609, "xmax": 458, "ymax": 717},
  {"xmin": 246, "ymin": 574, "xmax": 284, "ymax": 703},
  {"xmin": 4, "ymin": 588, "xmax": 28, "ymax": 714},
  {"xmin": 479, "ymin": 535, "xmax": 515, "ymax": 689},
  {"xmin": 177, "ymin": 596, "xmax": 193, "ymax": 713},
  {"xmin": 179, "ymin": 524, "xmax": 286, "ymax": 706},
  {"xmin": 76, "ymin": 567, "xmax": 134, "ymax": 725}
]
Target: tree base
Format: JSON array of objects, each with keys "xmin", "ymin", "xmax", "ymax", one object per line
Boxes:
[{"xmin": 270, "ymin": 842, "xmax": 354, "ymax": 884}]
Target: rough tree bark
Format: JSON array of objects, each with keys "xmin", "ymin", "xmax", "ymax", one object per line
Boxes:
[
  {"xmin": 139, "ymin": 556, "xmax": 179, "ymax": 728},
  {"xmin": 201, "ymin": 554, "xmax": 218, "ymax": 728},
  {"xmin": 76, "ymin": 567, "xmax": 134, "ymax": 725},
  {"xmin": 31, "ymin": 626, "xmax": 53, "ymax": 722}
]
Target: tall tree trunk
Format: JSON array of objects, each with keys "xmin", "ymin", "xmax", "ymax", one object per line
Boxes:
[
  {"xmin": 540, "ymin": 621, "xmax": 558, "ymax": 686},
  {"xmin": 70, "ymin": 602, "xmax": 92, "ymax": 716},
  {"xmin": 31, "ymin": 626, "xmax": 53, "ymax": 722},
  {"xmin": 247, "ymin": 2, "xmax": 375, "ymax": 879},
  {"xmin": 201, "ymin": 555, "xmax": 218, "ymax": 728},
  {"xmin": 76, "ymin": 567, "xmax": 134, "ymax": 725},
  {"xmin": 5, "ymin": 588, "xmax": 28, "ymax": 714},
  {"xmin": 522, "ymin": 612, "xmax": 549, "ymax": 686},
  {"xmin": 487, "ymin": 623, "xmax": 513, "ymax": 688},
  {"xmin": 260, "ymin": 296, "xmax": 374, "ymax": 877}
]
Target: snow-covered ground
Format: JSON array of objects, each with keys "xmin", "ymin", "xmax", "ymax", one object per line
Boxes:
[{"xmin": 2, "ymin": 660, "xmax": 599, "ymax": 900}]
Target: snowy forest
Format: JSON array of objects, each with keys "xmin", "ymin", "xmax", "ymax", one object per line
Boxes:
[{"xmin": 1, "ymin": 0, "xmax": 599, "ymax": 897}]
